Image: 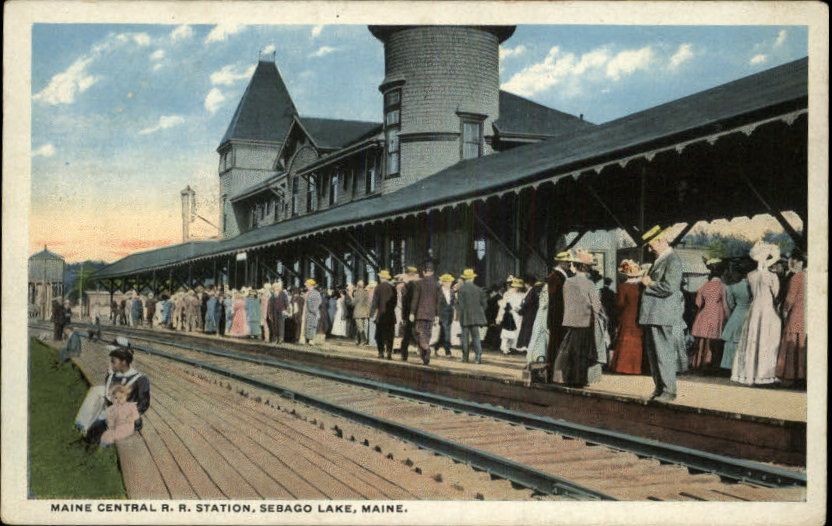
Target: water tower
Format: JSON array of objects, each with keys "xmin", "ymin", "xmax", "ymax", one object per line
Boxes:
[{"xmin": 28, "ymin": 246, "xmax": 66, "ymax": 320}]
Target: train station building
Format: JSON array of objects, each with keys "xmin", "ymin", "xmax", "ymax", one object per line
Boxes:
[{"xmin": 93, "ymin": 25, "xmax": 808, "ymax": 294}]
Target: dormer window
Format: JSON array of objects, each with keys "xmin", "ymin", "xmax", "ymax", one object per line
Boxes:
[{"xmin": 384, "ymin": 88, "xmax": 401, "ymax": 177}]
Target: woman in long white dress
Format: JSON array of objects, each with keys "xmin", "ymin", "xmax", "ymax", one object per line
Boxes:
[
  {"xmin": 496, "ymin": 278, "xmax": 526, "ymax": 354},
  {"xmin": 732, "ymin": 241, "xmax": 782, "ymax": 386},
  {"xmin": 330, "ymin": 292, "xmax": 348, "ymax": 337},
  {"xmin": 450, "ymin": 279, "xmax": 463, "ymax": 347},
  {"xmin": 526, "ymin": 283, "xmax": 549, "ymax": 366}
]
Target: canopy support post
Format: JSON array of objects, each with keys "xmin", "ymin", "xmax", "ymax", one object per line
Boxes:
[
  {"xmin": 565, "ymin": 230, "xmax": 587, "ymax": 250},
  {"xmin": 669, "ymin": 222, "xmax": 696, "ymax": 247},
  {"xmin": 582, "ymin": 178, "xmax": 642, "ymax": 248},
  {"xmin": 343, "ymin": 231, "xmax": 380, "ymax": 272},
  {"xmin": 472, "ymin": 205, "xmax": 521, "ymax": 266},
  {"xmin": 739, "ymin": 170, "xmax": 806, "ymax": 252},
  {"xmin": 639, "ymin": 166, "xmax": 647, "ymax": 263},
  {"xmin": 319, "ymin": 238, "xmax": 356, "ymax": 274},
  {"xmin": 308, "ymin": 254, "xmax": 337, "ymax": 277}
]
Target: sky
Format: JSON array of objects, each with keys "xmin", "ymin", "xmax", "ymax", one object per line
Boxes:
[{"xmin": 30, "ymin": 24, "xmax": 808, "ymax": 263}]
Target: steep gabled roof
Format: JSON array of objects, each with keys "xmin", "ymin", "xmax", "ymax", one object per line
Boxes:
[
  {"xmin": 299, "ymin": 117, "xmax": 382, "ymax": 150},
  {"xmin": 219, "ymin": 60, "xmax": 297, "ymax": 148},
  {"xmin": 495, "ymin": 90, "xmax": 596, "ymax": 139},
  {"xmin": 30, "ymin": 246, "xmax": 65, "ymax": 261}
]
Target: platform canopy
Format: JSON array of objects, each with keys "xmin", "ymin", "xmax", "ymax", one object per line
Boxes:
[{"xmin": 93, "ymin": 58, "xmax": 808, "ymax": 281}]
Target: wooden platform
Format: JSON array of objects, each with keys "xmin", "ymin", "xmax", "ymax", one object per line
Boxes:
[
  {"xmin": 92, "ymin": 323, "xmax": 805, "ymax": 466},
  {"xmin": 56, "ymin": 337, "xmax": 508, "ymax": 500}
]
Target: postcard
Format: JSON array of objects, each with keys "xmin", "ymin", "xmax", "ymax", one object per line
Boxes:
[{"xmin": 2, "ymin": 1, "xmax": 827, "ymax": 525}]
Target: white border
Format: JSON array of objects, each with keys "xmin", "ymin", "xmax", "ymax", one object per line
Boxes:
[{"xmin": 3, "ymin": 2, "xmax": 828, "ymax": 525}]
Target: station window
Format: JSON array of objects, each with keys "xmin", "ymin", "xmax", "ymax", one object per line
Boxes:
[
  {"xmin": 473, "ymin": 238, "xmax": 487, "ymax": 261},
  {"xmin": 329, "ymin": 171, "xmax": 339, "ymax": 205},
  {"xmin": 219, "ymin": 149, "xmax": 234, "ymax": 171},
  {"xmin": 365, "ymin": 152, "xmax": 378, "ymax": 195},
  {"xmin": 220, "ymin": 196, "xmax": 227, "ymax": 233},
  {"xmin": 291, "ymin": 177, "xmax": 299, "ymax": 217},
  {"xmin": 384, "ymin": 89, "xmax": 401, "ymax": 177},
  {"xmin": 461, "ymin": 118, "xmax": 484, "ymax": 160},
  {"xmin": 307, "ymin": 176, "xmax": 317, "ymax": 212}
]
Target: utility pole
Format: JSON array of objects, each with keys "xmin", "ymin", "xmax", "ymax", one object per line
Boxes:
[{"xmin": 78, "ymin": 262, "xmax": 85, "ymax": 318}]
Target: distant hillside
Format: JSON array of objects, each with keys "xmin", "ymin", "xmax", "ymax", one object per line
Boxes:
[
  {"xmin": 64, "ymin": 260, "xmax": 109, "ymax": 301},
  {"xmin": 682, "ymin": 229, "xmax": 798, "ymax": 259}
]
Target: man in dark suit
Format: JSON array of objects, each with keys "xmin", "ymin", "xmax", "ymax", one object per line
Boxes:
[
  {"xmin": 434, "ymin": 274, "xmax": 455, "ymax": 357},
  {"xmin": 370, "ymin": 270, "xmax": 397, "ymax": 359},
  {"xmin": 546, "ymin": 251, "xmax": 572, "ymax": 382},
  {"xmin": 51, "ymin": 299, "xmax": 64, "ymax": 340},
  {"xmin": 268, "ymin": 281, "xmax": 290, "ymax": 343},
  {"xmin": 399, "ymin": 265, "xmax": 419, "ymax": 361},
  {"xmin": 455, "ymin": 268, "xmax": 488, "ymax": 363},
  {"xmin": 410, "ymin": 262, "xmax": 441, "ymax": 365}
]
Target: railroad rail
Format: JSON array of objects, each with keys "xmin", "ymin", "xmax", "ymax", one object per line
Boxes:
[{"xmin": 33, "ymin": 322, "xmax": 806, "ymax": 501}]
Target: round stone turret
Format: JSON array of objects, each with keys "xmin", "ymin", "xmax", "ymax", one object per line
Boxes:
[{"xmin": 370, "ymin": 25, "xmax": 516, "ymax": 192}]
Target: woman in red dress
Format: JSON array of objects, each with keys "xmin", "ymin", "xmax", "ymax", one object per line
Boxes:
[
  {"xmin": 690, "ymin": 259, "xmax": 730, "ymax": 372},
  {"xmin": 776, "ymin": 251, "xmax": 806, "ymax": 387},
  {"xmin": 610, "ymin": 259, "xmax": 644, "ymax": 374}
]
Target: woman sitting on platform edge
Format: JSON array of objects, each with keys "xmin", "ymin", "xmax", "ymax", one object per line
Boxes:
[{"xmin": 85, "ymin": 346, "xmax": 150, "ymax": 445}]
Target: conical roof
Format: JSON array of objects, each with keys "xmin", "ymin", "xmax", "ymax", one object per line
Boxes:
[
  {"xmin": 218, "ymin": 59, "xmax": 297, "ymax": 148},
  {"xmin": 30, "ymin": 246, "xmax": 65, "ymax": 261}
]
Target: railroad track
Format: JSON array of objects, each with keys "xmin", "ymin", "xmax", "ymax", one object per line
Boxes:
[{"xmin": 33, "ymin": 322, "xmax": 806, "ymax": 501}]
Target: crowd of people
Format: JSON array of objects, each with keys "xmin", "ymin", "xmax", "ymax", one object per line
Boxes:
[{"xmin": 74, "ymin": 223, "xmax": 806, "ymax": 400}]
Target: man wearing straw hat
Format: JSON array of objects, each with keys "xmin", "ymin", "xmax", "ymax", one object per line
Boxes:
[
  {"xmin": 371, "ymin": 270, "xmax": 397, "ymax": 359},
  {"xmin": 269, "ymin": 281, "xmax": 290, "ymax": 344},
  {"xmin": 435, "ymin": 273, "xmax": 456, "ymax": 357},
  {"xmin": 455, "ymin": 268, "xmax": 488, "ymax": 363},
  {"xmin": 545, "ymin": 251, "xmax": 573, "ymax": 382},
  {"xmin": 639, "ymin": 225, "xmax": 685, "ymax": 402}
]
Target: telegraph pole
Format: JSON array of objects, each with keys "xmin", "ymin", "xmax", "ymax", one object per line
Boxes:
[{"xmin": 78, "ymin": 262, "xmax": 85, "ymax": 318}]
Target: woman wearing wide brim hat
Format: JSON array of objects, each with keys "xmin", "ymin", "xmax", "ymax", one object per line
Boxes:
[
  {"xmin": 609, "ymin": 259, "xmax": 646, "ymax": 375},
  {"xmin": 434, "ymin": 274, "xmax": 456, "ymax": 357},
  {"xmin": 776, "ymin": 249, "xmax": 807, "ymax": 387},
  {"xmin": 731, "ymin": 241, "xmax": 782, "ymax": 385},
  {"xmin": 229, "ymin": 287, "xmax": 250, "ymax": 338},
  {"xmin": 689, "ymin": 257, "xmax": 730, "ymax": 373},
  {"xmin": 496, "ymin": 276, "xmax": 527, "ymax": 354},
  {"xmin": 553, "ymin": 249, "xmax": 607, "ymax": 387}
]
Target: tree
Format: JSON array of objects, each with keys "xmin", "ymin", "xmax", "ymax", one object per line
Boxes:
[
  {"xmin": 64, "ymin": 261, "xmax": 107, "ymax": 304},
  {"xmin": 683, "ymin": 228, "xmax": 800, "ymax": 260}
]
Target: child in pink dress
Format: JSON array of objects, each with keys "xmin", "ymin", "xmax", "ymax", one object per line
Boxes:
[{"xmin": 100, "ymin": 384, "xmax": 140, "ymax": 446}]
